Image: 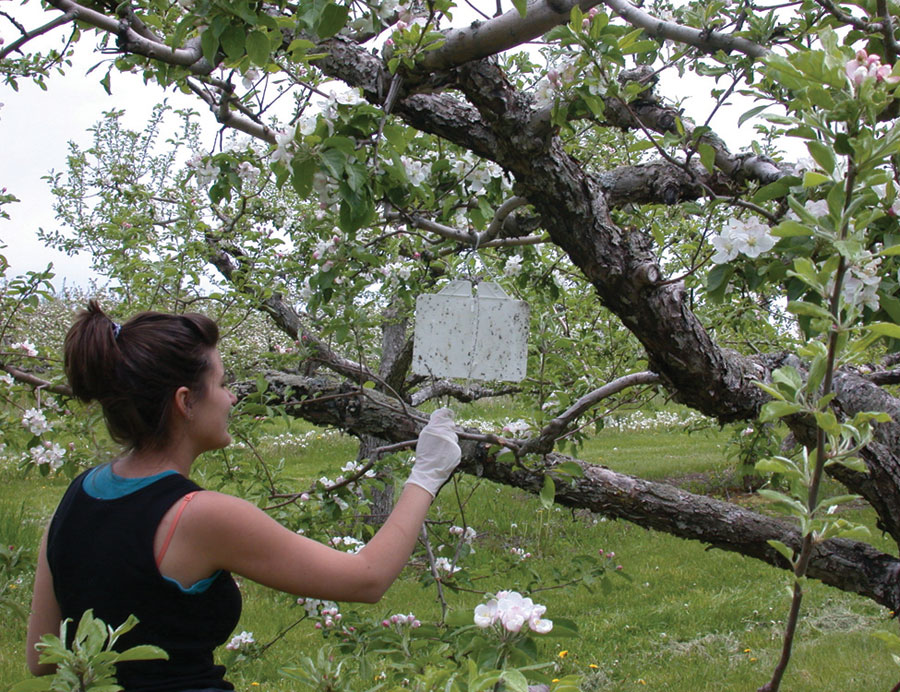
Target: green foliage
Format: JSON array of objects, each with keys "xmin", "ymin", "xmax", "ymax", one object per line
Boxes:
[{"xmin": 11, "ymin": 610, "xmax": 167, "ymax": 692}]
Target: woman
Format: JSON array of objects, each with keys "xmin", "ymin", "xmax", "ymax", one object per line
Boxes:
[{"xmin": 25, "ymin": 301, "xmax": 461, "ymax": 691}]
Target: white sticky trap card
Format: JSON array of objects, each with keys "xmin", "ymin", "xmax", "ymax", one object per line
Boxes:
[{"xmin": 412, "ymin": 280, "xmax": 530, "ymax": 382}]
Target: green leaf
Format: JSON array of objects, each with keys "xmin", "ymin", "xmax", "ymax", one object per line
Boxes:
[
  {"xmin": 770, "ymin": 220, "xmax": 814, "ymax": 237},
  {"xmin": 501, "ymin": 669, "xmax": 530, "ymax": 692},
  {"xmin": 807, "ymin": 140, "xmax": 835, "ymax": 174},
  {"xmin": 512, "ymin": 0, "xmax": 528, "ymax": 16},
  {"xmin": 738, "ymin": 104, "xmax": 770, "ymax": 127},
  {"xmin": 554, "ymin": 461, "xmax": 584, "ymax": 478},
  {"xmin": 246, "ymin": 30, "xmax": 270, "ymax": 66},
  {"xmin": 116, "ymin": 644, "xmax": 168, "ymax": 662},
  {"xmin": 698, "ymin": 142, "xmax": 716, "ymax": 174},
  {"xmin": 787, "ymin": 300, "xmax": 835, "ymax": 321},
  {"xmin": 759, "ymin": 400, "xmax": 804, "ymax": 422},
  {"xmin": 316, "ymin": 3, "xmax": 349, "ymax": 38},
  {"xmin": 868, "ymin": 322, "xmax": 900, "ymax": 340},
  {"xmin": 755, "ymin": 457, "xmax": 794, "ymax": 475},
  {"xmin": 879, "ymin": 244, "xmax": 900, "ymax": 256},
  {"xmin": 200, "ymin": 29, "xmax": 219, "ymax": 65},
  {"xmin": 802, "ymin": 171, "xmax": 830, "ymax": 188},
  {"xmin": 220, "ymin": 25, "xmax": 246, "ymax": 60},
  {"xmin": 291, "ymin": 156, "xmax": 316, "ymax": 197},
  {"xmin": 767, "ymin": 539, "xmax": 796, "ymax": 563},
  {"xmin": 540, "ymin": 474, "xmax": 555, "ymax": 510}
]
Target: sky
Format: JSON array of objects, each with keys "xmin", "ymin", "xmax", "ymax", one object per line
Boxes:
[
  {"xmin": 1, "ymin": 3, "xmax": 768, "ymax": 291},
  {"xmin": 1, "ymin": 3, "xmax": 205, "ymax": 289}
]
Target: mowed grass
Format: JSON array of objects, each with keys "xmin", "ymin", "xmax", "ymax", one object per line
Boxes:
[{"xmin": 2, "ymin": 410, "xmax": 898, "ymax": 691}]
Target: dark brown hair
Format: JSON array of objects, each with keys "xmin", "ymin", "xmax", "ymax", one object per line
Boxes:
[{"xmin": 64, "ymin": 300, "xmax": 220, "ymax": 450}]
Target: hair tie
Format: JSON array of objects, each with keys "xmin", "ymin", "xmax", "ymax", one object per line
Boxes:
[{"xmin": 112, "ymin": 322, "xmax": 122, "ymax": 340}]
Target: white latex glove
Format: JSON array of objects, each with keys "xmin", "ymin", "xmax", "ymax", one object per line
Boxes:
[{"xmin": 405, "ymin": 408, "xmax": 461, "ymax": 498}]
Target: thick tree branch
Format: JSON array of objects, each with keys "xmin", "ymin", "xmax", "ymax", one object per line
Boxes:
[
  {"xmin": 418, "ymin": 0, "xmax": 604, "ymax": 70},
  {"xmin": 410, "ymin": 380, "xmax": 522, "ymax": 406},
  {"xmin": 603, "ymin": 0, "xmax": 768, "ymax": 58},
  {"xmin": 0, "ymin": 363, "xmax": 72, "ymax": 397}
]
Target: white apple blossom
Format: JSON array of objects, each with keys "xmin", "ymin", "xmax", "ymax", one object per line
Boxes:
[
  {"xmin": 402, "ymin": 157, "xmax": 431, "ymax": 186},
  {"xmin": 433, "ymin": 557, "xmax": 461, "ymax": 574},
  {"xmin": 29, "ymin": 441, "xmax": 65, "ymax": 471},
  {"xmin": 330, "ymin": 535, "xmax": 364, "ymax": 553},
  {"xmin": 397, "ymin": 264, "xmax": 412, "ymax": 280},
  {"xmin": 236, "ymin": 161, "xmax": 260, "ymax": 185},
  {"xmin": 22, "ymin": 408, "xmax": 52, "ymax": 435},
  {"xmin": 502, "ymin": 418, "xmax": 531, "ymax": 435},
  {"xmin": 225, "ymin": 631, "xmax": 255, "ymax": 651},
  {"xmin": 710, "ymin": 217, "xmax": 777, "ymax": 264},
  {"xmin": 473, "ymin": 590, "xmax": 552, "ymax": 634},
  {"xmin": 841, "ymin": 257, "xmax": 882, "ymax": 311},
  {"xmin": 732, "ymin": 218, "xmax": 777, "ymax": 258},
  {"xmin": 0, "ymin": 373, "xmax": 14, "ymax": 386},
  {"xmin": 241, "ymin": 69, "xmax": 259, "ymax": 91},
  {"xmin": 270, "ymin": 126, "xmax": 297, "ymax": 165},
  {"xmin": 11, "ymin": 340, "xmax": 38, "ymax": 357},
  {"xmin": 504, "ymin": 255, "xmax": 523, "ymax": 277}
]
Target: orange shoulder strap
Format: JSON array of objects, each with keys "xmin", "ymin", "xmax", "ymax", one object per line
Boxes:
[{"xmin": 155, "ymin": 491, "xmax": 198, "ymax": 568}]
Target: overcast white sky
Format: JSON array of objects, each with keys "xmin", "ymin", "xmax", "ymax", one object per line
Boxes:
[
  {"xmin": 1, "ymin": 2, "xmax": 206, "ymax": 289},
  {"xmin": 1, "ymin": 3, "xmax": 767, "ymax": 290}
]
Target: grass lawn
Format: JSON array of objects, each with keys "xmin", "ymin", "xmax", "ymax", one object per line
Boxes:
[{"xmin": 1, "ymin": 410, "xmax": 898, "ymax": 691}]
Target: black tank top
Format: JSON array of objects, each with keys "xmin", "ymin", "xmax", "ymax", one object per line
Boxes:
[{"xmin": 46, "ymin": 469, "xmax": 242, "ymax": 692}]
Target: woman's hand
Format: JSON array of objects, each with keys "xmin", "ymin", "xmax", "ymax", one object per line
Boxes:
[{"xmin": 405, "ymin": 408, "xmax": 462, "ymax": 498}]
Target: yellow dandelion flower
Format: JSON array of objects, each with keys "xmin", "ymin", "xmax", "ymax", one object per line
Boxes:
[
  {"xmin": 750, "ymin": 657, "xmax": 758, "ymax": 662},
  {"xmin": 589, "ymin": 663, "xmax": 599, "ymax": 669},
  {"xmin": 552, "ymin": 679, "xmax": 560, "ymax": 683},
  {"xmin": 250, "ymin": 684, "xmax": 260, "ymax": 687},
  {"xmin": 744, "ymin": 648, "xmax": 751, "ymax": 653},
  {"xmin": 638, "ymin": 679, "xmax": 646, "ymax": 685},
  {"xmin": 558, "ymin": 650, "xmax": 568, "ymax": 658}
]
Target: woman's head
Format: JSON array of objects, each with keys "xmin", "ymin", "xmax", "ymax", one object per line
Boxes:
[{"xmin": 64, "ymin": 300, "xmax": 220, "ymax": 451}]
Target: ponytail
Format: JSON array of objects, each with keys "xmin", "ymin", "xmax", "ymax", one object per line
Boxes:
[{"xmin": 64, "ymin": 301, "xmax": 220, "ymax": 451}]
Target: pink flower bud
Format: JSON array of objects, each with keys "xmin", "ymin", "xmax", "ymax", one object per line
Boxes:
[
  {"xmin": 867, "ymin": 53, "xmax": 882, "ymax": 66},
  {"xmin": 616, "ymin": 564, "xmax": 623, "ymax": 570},
  {"xmin": 857, "ymin": 49, "xmax": 869, "ymax": 61},
  {"xmin": 315, "ymin": 622, "xmax": 322, "ymax": 629},
  {"xmin": 384, "ymin": 38, "xmax": 394, "ymax": 47},
  {"xmin": 548, "ymin": 69, "xmax": 560, "ymax": 86},
  {"xmin": 382, "ymin": 620, "xmax": 390, "ymax": 627}
]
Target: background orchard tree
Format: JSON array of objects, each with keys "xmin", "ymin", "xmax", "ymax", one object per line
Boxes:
[{"xmin": 5, "ymin": 0, "xmax": 900, "ymax": 688}]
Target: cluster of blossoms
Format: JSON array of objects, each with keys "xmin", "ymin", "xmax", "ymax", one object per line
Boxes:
[
  {"xmin": 533, "ymin": 59, "xmax": 581, "ymax": 108},
  {"xmin": 449, "ymin": 525, "xmax": 477, "ymax": 544},
  {"xmin": 22, "ymin": 408, "xmax": 52, "ymax": 435},
  {"xmin": 450, "ymin": 157, "xmax": 506, "ymax": 193},
  {"xmin": 379, "ymin": 260, "xmax": 413, "ymax": 282},
  {"xmin": 710, "ymin": 217, "xmax": 778, "ymax": 264},
  {"xmin": 504, "ymin": 255, "xmax": 523, "ymax": 277},
  {"xmin": 845, "ymin": 49, "xmax": 900, "ymax": 89},
  {"xmin": 298, "ymin": 598, "xmax": 343, "ymax": 628},
  {"xmin": 29, "ymin": 441, "xmax": 66, "ymax": 471},
  {"xmin": 510, "ymin": 547, "xmax": 532, "ymax": 561},
  {"xmin": 329, "ymin": 535, "xmax": 365, "ymax": 553},
  {"xmin": 401, "ymin": 156, "xmax": 432, "ymax": 187},
  {"xmin": 603, "ymin": 409, "xmax": 712, "ymax": 432},
  {"xmin": 474, "ymin": 591, "xmax": 553, "ymax": 634},
  {"xmin": 382, "ymin": 612, "xmax": 421, "ymax": 629},
  {"xmin": 433, "ymin": 557, "xmax": 461, "ymax": 575},
  {"xmin": 225, "ymin": 630, "xmax": 255, "ymax": 652},
  {"xmin": 501, "ymin": 419, "xmax": 532, "ymax": 436},
  {"xmin": 312, "ymin": 231, "xmax": 341, "ymax": 274},
  {"xmin": 186, "ymin": 154, "xmax": 220, "ymax": 187},
  {"xmin": 10, "ymin": 340, "xmax": 38, "ymax": 357},
  {"xmin": 236, "ymin": 161, "xmax": 260, "ymax": 186},
  {"xmin": 837, "ymin": 254, "xmax": 882, "ymax": 312}
]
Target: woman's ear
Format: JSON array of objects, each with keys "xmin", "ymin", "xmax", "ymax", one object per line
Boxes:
[{"xmin": 173, "ymin": 386, "xmax": 193, "ymax": 420}]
